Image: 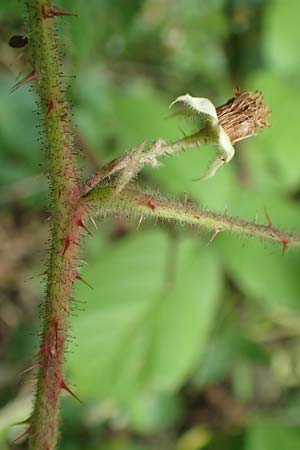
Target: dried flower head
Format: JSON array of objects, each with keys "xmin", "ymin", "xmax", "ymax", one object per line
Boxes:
[
  {"xmin": 216, "ymin": 89, "xmax": 271, "ymax": 144},
  {"xmin": 168, "ymin": 90, "xmax": 271, "ymax": 179}
]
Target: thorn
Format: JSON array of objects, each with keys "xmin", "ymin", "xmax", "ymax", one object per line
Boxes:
[
  {"xmin": 10, "ymin": 69, "xmax": 37, "ymax": 94},
  {"xmin": 209, "ymin": 228, "xmax": 220, "ymax": 243},
  {"xmin": 41, "ymin": 4, "xmax": 78, "ymax": 19},
  {"xmin": 12, "ymin": 426, "xmax": 31, "ymax": 443},
  {"xmin": 62, "ymin": 235, "xmax": 72, "ymax": 256},
  {"xmin": 40, "ymin": 341, "xmax": 51, "ymax": 357},
  {"xmin": 22, "ymin": 362, "xmax": 40, "ymax": 374},
  {"xmin": 75, "ymin": 273, "xmax": 93, "ymax": 290},
  {"xmin": 13, "ymin": 416, "xmax": 31, "ymax": 427},
  {"xmin": 33, "ymin": 340, "xmax": 50, "ymax": 359},
  {"xmin": 138, "ymin": 198, "xmax": 157, "ymax": 211},
  {"xmin": 60, "ymin": 379, "xmax": 82, "ymax": 404},
  {"xmin": 47, "ymin": 97, "xmax": 55, "ymax": 115},
  {"xmin": 27, "ymin": 270, "xmax": 48, "ymax": 281},
  {"xmin": 281, "ymin": 238, "xmax": 289, "ymax": 255},
  {"xmin": 147, "ymin": 200, "xmax": 156, "ymax": 211},
  {"xmin": 264, "ymin": 208, "xmax": 272, "ymax": 228},
  {"xmin": 77, "ymin": 217, "xmax": 92, "ymax": 236},
  {"xmin": 14, "ymin": 63, "xmax": 31, "ymax": 82},
  {"xmin": 136, "ymin": 215, "xmax": 144, "ymax": 230}
]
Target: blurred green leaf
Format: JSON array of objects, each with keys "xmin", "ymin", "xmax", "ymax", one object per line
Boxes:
[
  {"xmin": 176, "ymin": 425, "xmax": 211, "ymax": 450},
  {"xmin": 125, "ymin": 392, "xmax": 182, "ymax": 433},
  {"xmin": 194, "ymin": 322, "xmax": 268, "ymax": 389},
  {"xmin": 246, "ymin": 71, "xmax": 300, "ymax": 191},
  {"xmin": 0, "ymin": 76, "xmax": 40, "ymax": 186},
  {"xmin": 68, "ymin": 231, "xmax": 221, "ymax": 401},
  {"xmin": 264, "ymin": 0, "xmax": 300, "ymax": 75},
  {"xmin": 245, "ymin": 420, "xmax": 300, "ymax": 450},
  {"xmin": 217, "ymin": 236, "xmax": 300, "ymax": 312},
  {"xmin": 95, "ymin": 438, "xmax": 149, "ymax": 450},
  {"xmin": 110, "ymin": 82, "xmax": 180, "ymax": 147}
]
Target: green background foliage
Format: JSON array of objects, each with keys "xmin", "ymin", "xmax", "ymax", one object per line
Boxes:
[{"xmin": 1, "ymin": 0, "xmax": 300, "ymax": 449}]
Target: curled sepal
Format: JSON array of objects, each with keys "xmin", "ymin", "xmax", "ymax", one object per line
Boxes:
[
  {"xmin": 169, "ymin": 94, "xmax": 218, "ymax": 125},
  {"xmin": 170, "ymin": 94, "xmax": 235, "ymax": 180},
  {"xmin": 198, "ymin": 125, "xmax": 235, "ymax": 180}
]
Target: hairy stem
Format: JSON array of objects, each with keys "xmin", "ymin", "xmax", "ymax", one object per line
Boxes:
[
  {"xmin": 83, "ymin": 130, "xmax": 211, "ymax": 194},
  {"xmin": 25, "ymin": 2, "xmax": 82, "ymax": 449},
  {"xmin": 82, "ymin": 186, "xmax": 300, "ymax": 250}
]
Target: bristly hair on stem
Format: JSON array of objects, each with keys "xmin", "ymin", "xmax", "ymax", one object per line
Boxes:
[{"xmin": 82, "ymin": 186, "xmax": 300, "ymax": 254}]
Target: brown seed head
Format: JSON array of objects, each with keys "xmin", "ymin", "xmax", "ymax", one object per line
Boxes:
[{"xmin": 216, "ymin": 89, "xmax": 271, "ymax": 144}]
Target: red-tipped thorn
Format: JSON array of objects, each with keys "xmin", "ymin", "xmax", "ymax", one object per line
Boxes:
[
  {"xmin": 281, "ymin": 238, "xmax": 289, "ymax": 255},
  {"xmin": 75, "ymin": 273, "xmax": 93, "ymax": 290},
  {"xmin": 62, "ymin": 235, "xmax": 72, "ymax": 256},
  {"xmin": 10, "ymin": 69, "xmax": 37, "ymax": 94},
  {"xmin": 264, "ymin": 208, "xmax": 272, "ymax": 228},
  {"xmin": 138, "ymin": 198, "xmax": 157, "ymax": 211},
  {"xmin": 13, "ymin": 416, "xmax": 31, "ymax": 427},
  {"xmin": 33, "ymin": 340, "xmax": 50, "ymax": 359},
  {"xmin": 47, "ymin": 97, "xmax": 55, "ymax": 115},
  {"xmin": 77, "ymin": 217, "xmax": 92, "ymax": 236},
  {"xmin": 12, "ymin": 426, "xmax": 31, "ymax": 443},
  {"xmin": 209, "ymin": 228, "xmax": 220, "ymax": 243},
  {"xmin": 147, "ymin": 200, "xmax": 156, "ymax": 211},
  {"xmin": 27, "ymin": 269, "xmax": 48, "ymax": 281},
  {"xmin": 22, "ymin": 361, "xmax": 40, "ymax": 374},
  {"xmin": 41, "ymin": 4, "xmax": 78, "ymax": 19},
  {"xmin": 60, "ymin": 379, "xmax": 82, "ymax": 404}
]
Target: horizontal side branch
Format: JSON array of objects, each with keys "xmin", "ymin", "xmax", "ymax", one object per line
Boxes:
[{"xmin": 82, "ymin": 186, "xmax": 300, "ymax": 252}]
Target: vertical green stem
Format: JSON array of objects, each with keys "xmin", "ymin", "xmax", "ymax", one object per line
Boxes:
[{"xmin": 25, "ymin": 2, "xmax": 82, "ymax": 449}]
